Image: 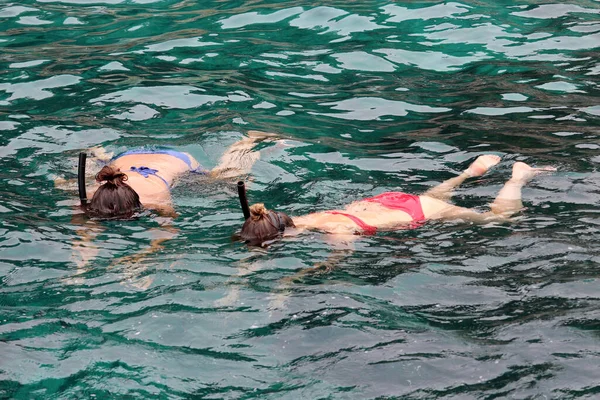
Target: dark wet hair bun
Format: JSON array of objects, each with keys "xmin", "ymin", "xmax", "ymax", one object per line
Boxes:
[
  {"xmin": 240, "ymin": 203, "xmax": 296, "ymax": 246},
  {"xmin": 87, "ymin": 165, "xmax": 141, "ymax": 219},
  {"xmin": 249, "ymin": 203, "xmax": 268, "ymax": 221},
  {"xmin": 96, "ymin": 166, "xmax": 128, "ymax": 186}
]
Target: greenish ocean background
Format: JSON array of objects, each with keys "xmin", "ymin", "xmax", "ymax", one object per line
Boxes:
[{"xmin": 1, "ymin": 0, "xmax": 600, "ymax": 398}]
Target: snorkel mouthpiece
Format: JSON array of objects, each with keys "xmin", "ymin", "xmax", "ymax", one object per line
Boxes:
[
  {"xmin": 237, "ymin": 181, "xmax": 250, "ymax": 220},
  {"xmin": 78, "ymin": 152, "xmax": 88, "ymax": 206}
]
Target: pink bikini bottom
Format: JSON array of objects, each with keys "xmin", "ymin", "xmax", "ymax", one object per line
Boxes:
[
  {"xmin": 327, "ymin": 192, "xmax": 425, "ymax": 235},
  {"xmin": 363, "ymin": 192, "xmax": 425, "ymax": 221}
]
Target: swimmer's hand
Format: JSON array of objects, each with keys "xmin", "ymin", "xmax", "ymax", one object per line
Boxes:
[
  {"xmin": 88, "ymin": 146, "xmax": 114, "ymax": 163},
  {"xmin": 54, "ymin": 176, "xmax": 77, "ymax": 190},
  {"xmin": 246, "ymin": 130, "xmax": 279, "ymax": 141}
]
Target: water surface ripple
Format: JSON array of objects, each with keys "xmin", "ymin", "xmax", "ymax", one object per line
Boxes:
[{"xmin": 1, "ymin": 0, "xmax": 599, "ymax": 398}]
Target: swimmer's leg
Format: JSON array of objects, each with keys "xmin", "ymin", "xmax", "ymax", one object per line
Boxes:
[
  {"xmin": 490, "ymin": 161, "xmax": 556, "ymax": 217},
  {"xmin": 209, "ymin": 131, "xmax": 277, "ymax": 180},
  {"xmin": 422, "ymin": 161, "xmax": 556, "ymax": 223},
  {"xmin": 423, "ymin": 155, "xmax": 501, "ymax": 202},
  {"xmin": 420, "ymin": 195, "xmax": 495, "ymax": 223}
]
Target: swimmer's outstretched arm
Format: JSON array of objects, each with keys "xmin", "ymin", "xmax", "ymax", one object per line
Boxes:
[
  {"xmin": 209, "ymin": 130, "xmax": 278, "ymax": 180},
  {"xmin": 115, "ymin": 227, "xmax": 177, "ymax": 267},
  {"xmin": 282, "ymin": 234, "xmax": 355, "ymax": 277},
  {"xmin": 214, "ymin": 256, "xmax": 264, "ymax": 307},
  {"xmin": 423, "ymin": 155, "xmax": 501, "ymax": 202},
  {"xmin": 269, "ymin": 236, "xmax": 355, "ymax": 310}
]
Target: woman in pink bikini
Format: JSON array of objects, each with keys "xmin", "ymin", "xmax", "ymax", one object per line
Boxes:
[{"xmin": 240, "ymin": 155, "xmax": 557, "ymax": 245}]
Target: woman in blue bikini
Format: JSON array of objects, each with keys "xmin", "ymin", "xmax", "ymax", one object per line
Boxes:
[
  {"xmin": 81, "ymin": 130, "xmax": 273, "ymax": 218},
  {"xmin": 60, "ymin": 131, "xmax": 277, "ymax": 286}
]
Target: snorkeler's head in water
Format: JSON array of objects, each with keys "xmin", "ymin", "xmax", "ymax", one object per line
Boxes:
[
  {"xmin": 240, "ymin": 203, "xmax": 295, "ymax": 245},
  {"xmin": 86, "ymin": 166, "xmax": 142, "ymax": 219}
]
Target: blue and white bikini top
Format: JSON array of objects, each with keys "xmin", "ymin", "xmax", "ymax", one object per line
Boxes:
[{"xmin": 113, "ymin": 149, "xmax": 206, "ymax": 189}]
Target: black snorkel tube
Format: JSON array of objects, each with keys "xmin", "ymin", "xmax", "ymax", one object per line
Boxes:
[
  {"xmin": 237, "ymin": 180, "xmax": 250, "ymax": 220},
  {"xmin": 78, "ymin": 152, "xmax": 88, "ymax": 206}
]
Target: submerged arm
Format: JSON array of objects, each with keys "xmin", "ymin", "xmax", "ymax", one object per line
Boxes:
[
  {"xmin": 113, "ymin": 216, "xmax": 178, "ymax": 267},
  {"xmin": 269, "ymin": 236, "xmax": 356, "ymax": 309},
  {"xmin": 279, "ymin": 234, "xmax": 356, "ymax": 280},
  {"xmin": 110, "ymin": 217, "xmax": 179, "ymax": 289},
  {"xmin": 70, "ymin": 213, "xmax": 103, "ymax": 277}
]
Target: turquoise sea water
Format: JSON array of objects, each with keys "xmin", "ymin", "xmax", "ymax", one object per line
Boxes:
[{"xmin": 1, "ymin": 0, "xmax": 600, "ymax": 398}]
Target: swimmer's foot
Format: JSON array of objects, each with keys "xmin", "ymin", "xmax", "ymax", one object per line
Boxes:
[
  {"xmin": 465, "ymin": 154, "xmax": 502, "ymax": 177},
  {"xmin": 511, "ymin": 162, "xmax": 557, "ymax": 184}
]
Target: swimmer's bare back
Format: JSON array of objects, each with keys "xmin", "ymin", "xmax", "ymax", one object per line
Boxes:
[
  {"xmin": 85, "ymin": 153, "xmax": 199, "ymax": 206},
  {"xmin": 86, "ymin": 133, "xmax": 276, "ymax": 207}
]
